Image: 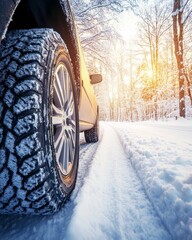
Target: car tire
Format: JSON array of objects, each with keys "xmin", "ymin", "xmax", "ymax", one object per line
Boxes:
[
  {"xmin": 0, "ymin": 29, "xmax": 79, "ymax": 215},
  {"xmin": 84, "ymin": 108, "xmax": 99, "ymax": 143}
]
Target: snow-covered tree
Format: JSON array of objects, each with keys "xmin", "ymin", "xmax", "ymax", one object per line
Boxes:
[{"xmin": 172, "ymin": 0, "xmax": 192, "ymax": 118}]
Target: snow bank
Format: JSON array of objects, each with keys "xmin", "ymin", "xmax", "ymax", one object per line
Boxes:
[{"xmin": 112, "ymin": 120, "xmax": 192, "ymax": 240}]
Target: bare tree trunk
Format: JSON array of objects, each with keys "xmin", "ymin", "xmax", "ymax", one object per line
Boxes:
[
  {"xmin": 185, "ymin": 72, "xmax": 192, "ymax": 106},
  {"xmin": 129, "ymin": 48, "xmax": 133, "ymax": 121},
  {"xmin": 154, "ymin": 6, "xmax": 159, "ymax": 120},
  {"xmin": 154, "ymin": 34, "xmax": 159, "ymax": 120},
  {"xmin": 172, "ymin": 0, "xmax": 186, "ymax": 118}
]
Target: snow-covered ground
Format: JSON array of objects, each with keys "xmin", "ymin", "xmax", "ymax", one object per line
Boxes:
[
  {"xmin": 0, "ymin": 120, "xmax": 191, "ymax": 240},
  {"xmin": 112, "ymin": 119, "xmax": 192, "ymax": 240}
]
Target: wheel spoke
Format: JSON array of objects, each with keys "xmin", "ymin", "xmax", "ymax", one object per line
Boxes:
[
  {"xmin": 66, "ymin": 94, "xmax": 74, "ymax": 117},
  {"xmin": 54, "ymin": 74, "xmax": 64, "ymax": 108},
  {"xmin": 62, "ymin": 67, "xmax": 69, "ymax": 100},
  {"xmin": 63, "ymin": 139, "xmax": 69, "ymax": 173},
  {"xmin": 56, "ymin": 134, "xmax": 65, "ymax": 163},
  {"xmin": 68, "ymin": 128, "xmax": 75, "ymax": 148},
  {"xmin": 52, "ymin": 116, "xmax": 63, "ymax": 125},
  {"xmin": 60, "ymin": 67, "xmax": 67, "ymax": 103},
  {"xmin": 52, "ymin": 63, "xmax": 77, "ymax": 176},
  {"xmin": 70, "ymin": 119, "xmax": 76, "ymax": 128},
  {"xmin": 55, "ymin": 72, "xmax": 65, "ymax": 107},
  {"xmin": 52, "ymin": 104, "xmax": 63, "ymax": 115},
  {"xmin": 52, "ymin": 104, "xmax": 63, "ymax": 126},
  {"xmin": 58, "ymin": 138, "xmax": 67, "ymax": 174},
  {"xmin": 54, "ymin": 127, "xmax": 65, "ymax": 149},
  {"xmin": 68, "ymin": 103, "xmax": 74, "ymax": 118}
]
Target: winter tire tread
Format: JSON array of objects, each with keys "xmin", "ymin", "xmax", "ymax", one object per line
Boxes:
[{"xmin": 0, "ymin": 29, "xmax": 78, "ymax": 215}]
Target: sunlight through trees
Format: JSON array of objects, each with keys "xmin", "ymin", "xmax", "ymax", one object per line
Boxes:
[{"xmin": 71, "ymin": 0, "xmax": 192, "ymax": 121}]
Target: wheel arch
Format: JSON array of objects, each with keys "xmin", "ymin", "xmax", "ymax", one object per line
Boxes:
[{"xmin": 0, "ymin": 0, "xmax": 81, "ymax": 100}]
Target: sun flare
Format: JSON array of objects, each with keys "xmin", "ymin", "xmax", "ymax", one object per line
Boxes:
[{"xmin": 117, "ymin": 12, "xmax": 137, "ymax": 42}]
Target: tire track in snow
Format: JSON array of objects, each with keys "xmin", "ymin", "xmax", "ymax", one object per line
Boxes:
[
  {"xmin": 65, "ymin": 123, "xmax": 172, "ymax": 240},
  {"xmin": 112, "ymin": 123, "xmax": 174, "ymax": 239}
]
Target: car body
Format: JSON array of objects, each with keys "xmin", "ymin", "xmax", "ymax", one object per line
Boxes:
[{"xmin": 0, "ymin": 0, "xmax": 101, "ymax": 214}]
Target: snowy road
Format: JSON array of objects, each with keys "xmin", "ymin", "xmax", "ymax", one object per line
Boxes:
[{"xmin": 0, "ymin": 121, "xmax": 191, "ymax": 240}]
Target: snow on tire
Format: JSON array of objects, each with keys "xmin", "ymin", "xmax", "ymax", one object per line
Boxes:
[{"xmin": 0, "ymin": 29, "xmax": 79, "ymax": 215}]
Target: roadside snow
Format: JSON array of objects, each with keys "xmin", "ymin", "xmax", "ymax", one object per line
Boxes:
[{"xmin": 112, "ymin": 119, "xmax": 192, "ymax": 240}]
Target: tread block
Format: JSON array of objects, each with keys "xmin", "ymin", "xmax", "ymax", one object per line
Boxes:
[
  {"xmin": 14, "ymin": 113, "xmax": 39, "ymax": 136},
  {"xmin": 17, "ymin": 189, "xmax": 27, "ymax": 200},
  {"xmin": 16, "ymin": 63, "xmax": 44, "ymax": 80},
  {"xmin": 19, "ymin": 36, "xmax": 29, "ymax": 42},
  {"xmin": 19, "ymin": 151, "xmax": 44, "ymax": 176},
  {"xmin": 7, "ymin": 61, "xmax": 18, "ymax": 74},
  {"xmin": 12, "ymin": 51, "xmax": 21, "ymax": 61},
  {"xmin": 5, "ymin": 75, "xmax": 16, "ymax": 88},
  {"xmin": 20, "ymin": 53, "xmax": 43, "ymax": 65},
  {"xmin": 32, "ymin": 198, "xmax": 47, "ymax": 209},
  {"xmin": 16, "ymin": 132, "xmax": 41, "ymax": 158},
  {"xmin": 5, "ymin": 132, "xmax": 15, "ymax": 153},
  {"xmin": 4, "ymin": 90, "xmax": 14, "ymax": 107},
  {"xmin": 7, "ymin": 153, "xmax": 17, "ymax": 173},
  {"xmin": 3, "ymin": 110, "xmax": 13, "ymax": 129},
  {"xmin": 1, "ymin": 47, "xmax": 14, "ymax": 58},
  {"xmin": 0, "ymin": 85, "xmax": 5, "ymax": 97},
  {"xmin": 14, "ymin": 79, "xmax": 41, "ymax": 94},
  {"xmin": 0, "ymin": 185, "xmax": 14, "ymax": 203},
  {"xmin": 15, "ymin": 206, "xmax": 24, "ymax": 213},
  {"xmin": 0, "ymin": 103, "xmax": 3, "ymax": 116},
  {"xmin": 24, "ymin": 168, "xmax": 47, "ymax": 191},
  {"xmin": 27, "ymin": 182, "xmax": 49, "ymax": 202},
  {"xmin": 13, "ymin": 94, "xmax": 41, "ymax": 115},
  {"xmin": 12, "ymin": 173, "xmax": 22, "ymax": 188},
  {"xmin": 0, "ymin": 148, "xmax": 6, "ymax": 170},
  {"xmin": 15, "ymin": 41, "xmax": 27, "ymax": 50},
  {"xmin": 0, "ymin": 169, "xmax": 9, "ymax": 193},
  {"xmin": 4, "ymin": 198, "xmax": 19, "ymax": 211},
  {"xmin": 0, "ymin": 128, "xmax": 3, "ymax": 144},
  {"xmin": 0, "ymin": 38, "xmax": 17, "ymax": 49},
  {"xmin": 0, "ymin": 56, "xmax": 10, "ymax": 70},
  {"xmin": 21, "ymin": 200, "xmax": 31, "ymax": 208}
]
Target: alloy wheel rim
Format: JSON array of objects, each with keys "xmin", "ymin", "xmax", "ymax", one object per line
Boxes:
[{"xmin": 51, "ymin": 63, "xmax": 76, "ymax": 176}]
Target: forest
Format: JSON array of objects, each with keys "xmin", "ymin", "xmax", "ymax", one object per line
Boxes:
[{"xmin": 71, "ymin": 0, "xmax": 192, "ymax": 121}]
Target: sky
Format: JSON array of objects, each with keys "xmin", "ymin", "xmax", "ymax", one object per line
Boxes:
[{"xmin": 117, "ymin": 11, "xmax": 138, "ymax": 42}]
